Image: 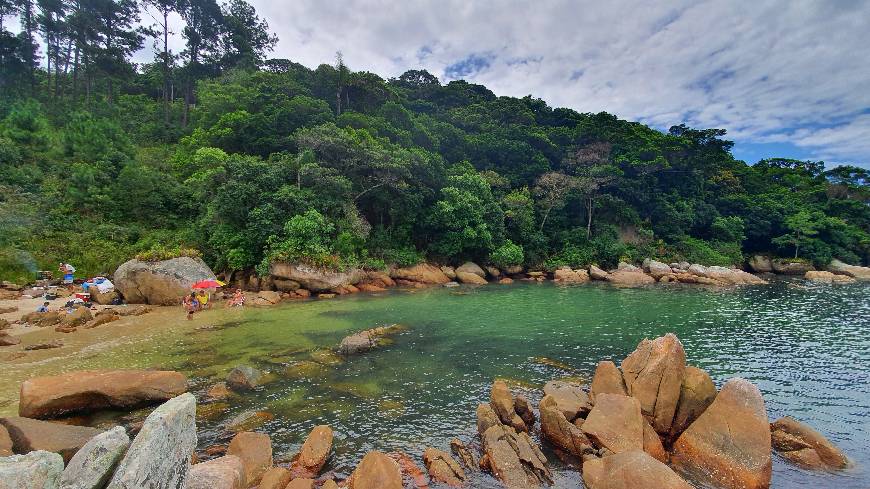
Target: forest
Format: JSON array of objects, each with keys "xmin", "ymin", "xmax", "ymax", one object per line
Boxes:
[{"xmin": 1, "ymin": 0, "xmax": 868, "ymax": 283}]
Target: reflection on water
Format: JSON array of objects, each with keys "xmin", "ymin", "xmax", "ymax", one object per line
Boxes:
[{"xmin": 4, "ymin": 279, "xmax": 870, "ymax": 488}]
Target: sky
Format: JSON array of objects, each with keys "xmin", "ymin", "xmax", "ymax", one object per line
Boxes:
[{"xmin": 132, "ymin": 1, "xmax": 870, "ymax": 168}]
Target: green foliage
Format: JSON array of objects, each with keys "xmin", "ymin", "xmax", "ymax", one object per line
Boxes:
[
  {"xmin": 135, "ymin": 247, "xmax": 202, "ymax": 262},
  {"xmin": 490, "ymin": 241, "xmax": 524, "ymax": 268}
]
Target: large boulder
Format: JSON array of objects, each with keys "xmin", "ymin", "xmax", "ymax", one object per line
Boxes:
[
  {"xmin": 456, "ymin": 262, "xmax": 486, "ymax": 278},
  {"xmin": 59, "ymin": 426, "xmax": 130, "ymax": 489},
  {"xmin": 553, "ymin": 267, "xmax": 590, "ymax": 284},
  {"xmin": 590, "ymin": 360, "xmax": 627, "ymax": 399},
  {"xmin": 455, "ymin": 271, "xmax": 488, "ymax": 285},
  {"xmin": 490, "ymin": 380, "xmax": 526, "ymax": 432},
  {"xmin": 671, "ymin": 378, "xmax": 771, "ymax": 489},
  {"xmin": 19, "ymin": 369, "xmax": 188, "ymax": 419},
  {"xmin": 114, "ymin": 257, "xmax": 215, "ymax": 305},
  {"xmin": 643, "ymin": 420, "xmax": 668, "ymax": 463},
  {"xmin": 0, "ymin": 450, "xmax": 64, "ymax": 489},
  {"xmin": 347, "ymin": 451, "xmax": 402, "ymax": 489},
  {"xmin": 390, "ymin": 264, "xmax": 450, "ymax": 284},
  {"xmin": 289, "ymin": 425, "xmax": 333, "ymax": 478},
  {"xmin": 186, "ymin": 455, "xmax": 244, "ymax": 489},
  {"xmin": 269, "ymin": 262, "xmax": 364, "ymax": 292},
  {"xmin": 606, "ymin": 270, "xmax": 655, "ymax": 286},
  {"xmin": 827, "ymin": 258, "xmax": 870, "ymax": 280},
  {"xmin": 589, "ymin": 265, "xmax": 609, "ymax": 281},
  {"xmin": 90, "ymin": 288, "xmax": 120, "ymax": 305},
  {"xmin": 0, "ymin": 417, "xmax": 102, "ymax": 463},
  {"xmin": 771, "ymin": 259, "xmax": 814, "ymax": 275},
  {"xmin": 480, "ymin": 423, "xmax": 551, "ymax": 487},
  {"xmin": 805, "ymin": 270, "xmax": 856, "ymax": 284},
  {"xmin": 770, "ymin": 416, "xmax": 849, "ymax": 470},
  {"xmin": 226, "ymin": 431, "xmax": 272, "ymax": 486},
  {"xmin": 0, "ymin": 425, "xmax": 11, "ymax": 456},
  {"xmin": 476, "ymin": 403, "xmax": 501, "ymax": 437},
  {"xmin": 747, "ymin": 255, "xmax": 773, "ymax": 273},
  {"xmin": 670, "ymin": 366, "xmax": 717, "ymax": 439},
  {"xmin": 539, "ymin": 395, "xmax": 592, "ymax": 456},
  {"xmin": 582, "ymin": 450, "xmax": 692, "ymax": 489},
  {"xmin": 621, "ymin": 334, "xmax": 686, "ymax": 434},
  {"xmin": 422, "ymin": 448, "xmax": 466, "ymax": 487},
  {"xmin": 59, "ymin": 307, "xmax": 93, "ymax": 328},
  {"xmin": 543, "ymin": 380, "xmax": 592, "ymax": 421},
  {"xmin": 257, "ymin": 467, "xmax": 291, "ymax": 489},
  {"xmin": 581, "ymin": 394, "xmax": 644, "ymax": 454},
  {"xmin": 645, "ymin": 260, "xmax": 674, "ymax": 279},
  {"xmin": 106, "ymin": 393, "xmax": 197, "ymax": 489}
]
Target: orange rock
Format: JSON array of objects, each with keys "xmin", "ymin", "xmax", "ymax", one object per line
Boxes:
[
  {"xmin": 771, "ymin": 416, "xmax": 849, "ymax": 470},
  {"xmin": 590, "ymin": 361, "xmax": 627, "ymax": 399},
  {"xmin": 285, "ymin": 478, "xmax": 315, "ymax": 489},
  {"xmin": 390, "ymin": 264, "xmax": 450, "ymax": 284},
  {"xmin": 643, "ymin": 420, "xmax": 668, "ymax": 463},
  {"xmin": 257, "ymin": 467, "xmax": 291, "ymax": 489},
  {"xmin": 0, "ymin": 425, "xmax": 12, "ymax": 456},
  {"xmin": 389, "ymin": 451, "xmax": 428, "ymax": 488},
  {"xmin": 226, "ymin": 431, "xmax": 272, "ymax": 486},
  {"xmin": 621, "ymin": 333, "xmax": 686, "ymax": 434},
  {"xmin": 289, "ymin": 425, "xmax": 333, "ymax": 478},
  {"xmin": 347, "ymin": 451, "xmax": 403, "ymax": 489},
  {"xmin": 583, "ymin": 450, "xmax": 692, "ymax": 489},
  {"xmin": 423, "ymin": 448, "xmax": 466, "ymax": 487}
]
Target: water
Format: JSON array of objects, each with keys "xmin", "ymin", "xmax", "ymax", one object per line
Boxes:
[{"xmin": 8, "ymin": 279, "xmax": 870, "ymax": 487}]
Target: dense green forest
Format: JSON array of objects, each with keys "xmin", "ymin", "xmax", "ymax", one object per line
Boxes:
[{"xmin": 1, "ymin": 0, "xmax": 868, "ymax": 283}]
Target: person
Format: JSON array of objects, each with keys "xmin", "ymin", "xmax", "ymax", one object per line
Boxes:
[
  {"xmin": 59, "ymin": 262, "xmax": 76, "ymax": 284},
  {"xmin": 183, "ymin": 292, "xmax": 199, "ymax": 320},
  {"xmin": 36, "ymin": 302, "xmax": 49, "ymax": 313},
  {"xmin": 226, "ymin": 289, "xmax": 246, "ymax": 308},
  {"xmin": 195, "ymin": 289, "xmax": 210, "ymax": 309}
]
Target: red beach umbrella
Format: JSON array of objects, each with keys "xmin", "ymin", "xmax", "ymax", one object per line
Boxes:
[{"xmin": 191, "ymin": 279, "xmax": 225, "ymax": 289}]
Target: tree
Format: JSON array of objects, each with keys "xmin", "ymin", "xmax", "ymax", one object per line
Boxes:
[
  {"xmin": 218, "ymin": 0, "xmax": 276, "ymax": 70},
  {"xmin": 178, "ymin": 0, "xmax": 222, "ymax": 125},
  {"xmin": 774, "ymin": 210, "xmax": 824, "ymax": 259},
  {"xmin": 534, "ymin": 171, "xmax": 575, "ymax": 232},
  {"xmin": 563, "ymin": 142, "xmax": 621, "ymax": 237},
  {"xmin": 143, "ymin": 0, "xmax": 179, "ymax": 127}
]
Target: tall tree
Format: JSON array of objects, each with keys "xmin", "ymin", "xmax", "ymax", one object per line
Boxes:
[
  {"xmin": 217, "ymin": 0, "xmax": 275, "ymax": 70},
  {"xmin": 534, "ymin": 171, "xmax": 576, "ymax": 232},
  {"xmin": 89, "ymin": 0, "xmax": 143, "ymax": 104},
  {"xmin": 178, "ymin": 0, "xmax": 221, "ymax": 125},
  {"xmin": 144, "ymin": 0, "xmax": 179, "ymax": 126},
  {"xmin": 17, "ymin": 0, "xmax": 38, "ymax": 92},
  {"xmin": 563, "ymin": 142, "xmax": 621, "ymax": 237}
]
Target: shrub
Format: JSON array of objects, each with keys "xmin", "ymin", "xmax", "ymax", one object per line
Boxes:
[
  {"xmin": 135, "ymin": 246, "xmax": 201, "ymax": 262},
  {"xmin": 490, "ymin": 241, "xmax": 524, "ymax": 268}
]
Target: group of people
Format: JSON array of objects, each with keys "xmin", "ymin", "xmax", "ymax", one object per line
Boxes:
[{"xmin": 183, "ymin": 288, "xmax": 246, "ymax": 319}]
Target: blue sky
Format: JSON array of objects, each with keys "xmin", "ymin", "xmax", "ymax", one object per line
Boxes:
[{"xmin": 133, "ymin": 0, "xmax": 870, "ymax": 168}]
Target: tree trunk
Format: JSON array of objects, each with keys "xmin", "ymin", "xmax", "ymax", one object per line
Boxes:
[
  {"xmin": 586, "ymin": 196, "xmax": 593, "ymax": 238},
  {"xmin": 162, "ymin": 9, "xmax": 169, "ymax": 126},
  {"xmin": 539, "ymin": 206, "xmax": 553, "ymax": 232}
]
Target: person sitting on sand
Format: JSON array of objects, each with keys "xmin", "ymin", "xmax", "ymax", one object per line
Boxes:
[
  {"xmin": 226, "ymin": 289, "xmax": 246, "ymax": 308},
  {"xmin": 183, "ymin": 292, "xmax": 199, "ymax": 320},
  {"xmin": 36, "ymin": 301, "xmax": 49, "ymax": 313}
]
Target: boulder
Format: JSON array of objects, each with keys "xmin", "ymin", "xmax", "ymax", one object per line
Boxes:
[
  {"xmin": 450, "ymin": 438, "xmax": 476, "ymax": 469},
  {"xmin": 106, "ymin": 393, "xmax": 197, "ymax": 489},
  {"xmin": 485, "ymin": 265, "xmax": 502, "ymax": 278},
  {"xmin": 390, "ymin": 263, "xmax": 450, "ymax": 284},
  {"xmin": 186, "ymin": 455, "xmax": 244, "ymax": 489},
  {"xmin": 423, "ymin": 448, "xmax": 466, "ymax": 487},
  {"xmin": 456, "ymin": 262, "xmax": 486, "ymax": 278},
  {"xmin": 114, "ymin": 257, "xmax": 216, "ymax": 305},
  {"xmin": 771, "ymin": 259, "xmax": 814, "ymax": 275},
  {"xmin": 226, "ymin": 365, "xmax": 263, "ymax": 392},
  {"xmin": 0, "ymin": 318, "xmax": 9, "ymax": 330},
  {"xmin": 805, "ymin": 270, "xmax": 856, "ymax": 284},
  {"xmin": 59, "ymin": 426, "xmax": 130, "ymax": 489},
  {"xmin": 476, "ymin": 403, "xmax": 502, "ymax": 437},
  {"xmin": 670, "ymin": 366, "xmax": 717, "ymax": 439},
  {"xmin": 272, "ymin": 279, "xmax": 300, "ymax": 292},
  {"xmin": 645, "ymin": 260, "xmax": 673, "ymax": 279},
  {"xmin": 90, "ymin": 288, "xmax": 120, "ymax": 305},
  {"xmin": 206, "ymin": 382, "xmax": 232, "ymax": 401},
  {"xmin": 254, "ymin": 290, "xmax": 282, "ymax": 305},
  {"xmin": 58, "ymin": 307, "xmax": 92, "ymax": 328},
  {"xmin": 440, "ymin": 266, "xmax": 457, "ymax": 280},
  {"xmin": 747, "ymin": 255, "xmax": 773, "ymax": 273},
  {"xmin": 456, "ymin": 271, "xmax": 488, "ymax": 285},
  {"xmin": 289, "ymin": 425, "xmax": 333, "ymax": 478},
  {"xmin": 827, "ymin": 258, "xmax": 870, "ymax": 280},
  {"xmin": 347, "ymin": 451, "xmax": 402, "ymax": 489},
  {"xmin": 19, "ymin": 369, "xmax": 188, "ymax": 419},
  {"xmin": 0, "ymin": 417, "xmax": 102, "ymax": 462},
  {"xmin": 338, "ymin": 324, "xmax": 404, "ymax": 355},
  {"xmin": 514, "ymin": 394, "xmax": 536, "ymax": 428},
  {"xmin": 490, "ymin": 380, "xmax": 526, "ymax": 432},
  {"xmin": 0, "ymin": 334, "xmax": 20, "ymax": 346},
  {"xmin": 582, "ymin": 450, "xmax": 692, "ymax": 489},
  {"xmin": 321, "ymin": 481, "xmax": 340, "ymax": 489},
  {"xmin": 480, "ymin": 423, "xmax": 551, "ymax": 487},
  {"xmin": 357, "ymin": 283, "xmax": 386, "ymax": 292},
  {"xmin": 543, "ymin": 380, "xmax": 592, "ymax": 421},
  {"xmin": 24, "ymin": 339, "xmax": 63, "ymax": 350},
  {"xmin": 257, "ymin": 467, "xmax": 291, "ymax": 489},
  {"xmin": 581, "ymin": 394, "xmax": 644, "ymax": 454},
  {"xmin": 539, "ymin": 395, "xmax": 592, "ymax": 456},
  {"xmin": 590, "ymin": 360, "xmax": 627, "ymax": 399},
  {"xmin": 0, "ymin": 450, "xmax": 64, "ymax": 489},
  {"xmin": 269, "ymin": 262, "xmax": 364, "ymax": 292},
  {"xmin": 589, "ymin": 265, "xmax": 609, "ymax": 281},
  {"xmin": 389, "ymin": 451, "xmax": 428, "ymax": 488},
  {"xmin": 621, "ymin": 333, "xmax": 686, "ymax": 434},
  {"xmin": 770, "ymin": 416, "xmax": 849, "ymax": 470},
  {"xmin": 85, "ymin": 311, "xmax": 120, "ymax": 329},
  {"xmin": 226, "ymin": 431, "xmax": 272, "ymax": 486},
  {"xmin": 606, "ymin": 270, "xmax": 655, "ymax": 286},
  {"xmin": 0, "ymin": 425, "xmax": 11, "ymax": 456},
  {"xmin": 671, "ymin": 378, "xmax": 771, "ymax": 489},
  {"xmin": 553, "ymin": 267, "xmax": 589, "ymax": 284},
  {"xmin": 643, "ymin": 420, "xmax": 668, "ymax": 463},
  {"xmin": 499, "ymin": 277, "xmax": 514, "ymax": 284},
  {"xmin": 20, "ymin": 311, "xmax": 62, "ymax": 327},
  {"xmin": 285, "ymin": 479, "xmax": 315, "ymax": 489}
]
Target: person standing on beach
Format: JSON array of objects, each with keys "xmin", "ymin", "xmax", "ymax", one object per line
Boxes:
[
  {"xmin": 59, "ymin": 263, "xmax": 76, "ymax": 284},
  {"xmin": 183, "ymin": 292, "xmax": 199, "ymax": 320}
]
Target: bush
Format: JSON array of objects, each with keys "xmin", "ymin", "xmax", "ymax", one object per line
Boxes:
[
  {"xmin": 135, "ymin": 246, "xmax": 202, "ymax": 262},
  {"xmin": 490, "ymin": 241, "xmax": 524, "ymax": 268},
  {"xmin": 671, "ymin": 236, "xmax": 742, "ymax": 266}
]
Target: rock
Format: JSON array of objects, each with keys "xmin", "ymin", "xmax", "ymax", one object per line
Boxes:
[
  {"xmin": 485, "ymin": 265, "xmax": 502, "ymax": 278},
  {"xmin": 59, "ymin": 426, "xmax": 130, "ymax": 489},
  {"xmin": 116, "ymin": 306, "xmax": 152, "ymax": 316},
  {"xmin": 390, "ymin": 263, "xmax": 450, "ymax": 284},
  {"xmin": 581, "ymin": 394, "xmax": 644, "ymax": 454},
  {"xmin": 0, "ymin": 450, "xmax": 64, "ymax": 489},
  {"xmin": 317, "ymin": 293, "xmax": 336, "ymax": 299},
  {"xmin": 589, "ymin": 265, "xmax": 609, "ymax": 280},
  {"xmin": 114, "ymin": 257, "xmax": 216, "ymax": 305},
  {"xmin": 225, "ymin": 410, "xmax": 273, "ymax": 432},
  {"xmin": 226, "ymin": 365, "xmax": 263, "ymax": 392},
  {"xmin": 347, "ymin": 451, "xmax": 402, "ymax": 489},
  {"xmin": 85, "ymin": 311, "xmax": 120, "ymax": 328},
  {"xmin": 206, "ymin": 382, "xmax": 232, "ymax": 401},
  {"xmin": 553, "ymin": 267, "xmax": 589, "ymax": 283},
  {"xmin": 257, "ymin": 466, "xmax": 291, "ymax": 489},
  {"xmin": 268, "ymin": 262, "xmax": 364, "ymax": 292},
  {"xmin": 21, "ymin": 311, "xmax": 62, "ymax": 327},
  {"xmin": 423, "ymin": 447, "xmax": 466, "ymax": 487},
  {"xmin": 338, "ymin": 324, "xmax": 404, "ymax": 355},
  {"xmin": 0, "ymin": 306, "xmax": 18, "ymax": 314},
  {"xmin": 273, "ymin": 279, "xmax": 300, "ymax": 292},
  {"xmin": 321, "ymin": 481, "xmax": 340, "ymax": 489},
  {"xmin": 389, "ymin": 451, "xmax": 428, "ymax": 488},
  {"xmin": 106, "ymin": 393, "xmax": 197, "ymax": 489},
  {"xmin": 364, "ymin": 271, "xmax": 396, "ymax": 288},
  {"xmin": 357, "ymin": 283, "xmax": 386, "ymax": 292},
  {"xmin": 254, "ymin": 290, "xmax": 282, "ymax": 305},
  {"xmin": 226, "ymin": 431, "xmax": 271, "ymax": 486},
  {"xmin": 582, "ymin": 450, "xmax": 692, "ymax": 489},
  {"xmin": 449, "ymin": 438, "xmax": 476, "ymax": 469},
  {"xmin": 186, "ymin": 455, "xmax": 244, "ymax": 489},
  {"xmin": 476, "ymin": 403, "xmax": 502, "ymax": 437},
  {"xmin": 0, "ymin": 318, "xmax": 9, "ymax": 330},
  {"xmin": 617, "ymin": 261, "xmax": 640, "ymax": 271},
  {"xmin": 514, "ymin": 395, "xmax": 536, "ymax": 427},
  {"xmin": 805, "ymin": 270, "xmax": 856, "ymax": 284},
  {"xmin": 643, "ymin": 420, "xmax": 668, "ymax": 463},
  {"xmin": 0, "ymin": 417, "xmax": 102, "ymax": 462},
  {"xmin": 19, "ymin": 370, "xmax": 188, "ymax": 419},
  {"xmin": 0, "ymin": 334, "xmax": 21, "ymax": 346},
  {"xmin": 490, "ymin": 380, "xmax": 526, "ymax": 432},
  {"xmin": 285, "ymin": 479, "xmax": 315, "ymax": 489},
  {"xmin": 770, "ymin": 416, "xmax": 849, "ymax": 469},
  {"xmin": 540, "ymin": 395, "xmax": 592, "ymax": 456},
  {"xmin": 747, "ymin": 255, "xmax": 773, "ymax": 273},
  {"xmin": 670, "ymin": 366, "xmax": 717, "ymax": 439},
  {"xmin": 440, "ymin": 266, "xmax": 457, "ymax": 280},
  {"xmin": 456, "ymin": 262, "xmax": 486, "ymax": 278},
  {"xmin": 827, "ymin": 258, "xmax": 870, "ymax": 280},
  {"xmin": 606, "ymin": 270, "xmax": 655, "ymax": 286},
  {"xmin": 671, "ymin": 378, "xmax": 771, "ymax": 489},
  {"xmin": 499, "ymin": 277, "xmax": 514, "ymax": 284},
  {"xmin": 90, "ymin": 288, "xmax": 120, "ymax": 305},
  {"xmin": 456, "ymin": 271, "xmax": 488, "ymax": 285},
  {"xmin": 25, "ymin": 339, "xmax": 64, "ymax": 350},
  {"xmin": 590, "ymin": 360, "xmax": 627, "ymax": 399},
  {"xmin": 645, "ymin": 260, "xmax": 673, "ymax": 279},
  {"xmin": 621, "ymin": 333, "xmax": 686, "ymax": 434},
  {"xmin": 771, "ymin": 259, "xmax": 814, "ymax": 275},
  {"xmin": 543, "ymin": 380, "xmax": 592, "ymax": 421},
  {"xmin": 480, "ymin": 423, "xmax": 551, "ymax": 487},
  {"xmin": 0, "ymin": 425, "xmax": 11, "ymax": 456},
  {"xmin": 526, "ymin": 271, "xmax": 545, "ymax": 278},
  {"xmin": 289, "ymin": 425, "xmax": 333, "ymax": 478}
]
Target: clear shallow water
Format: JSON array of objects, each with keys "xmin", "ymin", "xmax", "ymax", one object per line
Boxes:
[{"xmin": 16, "ymin": 280, "xmax": 870, "ymax": 488}]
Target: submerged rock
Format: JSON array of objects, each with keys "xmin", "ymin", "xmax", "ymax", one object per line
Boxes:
[
  {"xmin": 621, "ymin": 333, "xmax": 686, "ymax": 435},
  {"xmin": 59, "ymin": 426, "xmax": 130, "ymax": 489},
  {"xmin": 0, "ymin": 416, "xmax": 102, "ymax": 463},
  {"xmin": 770, "ymin": 416, "xmax": 849, "ymax": 470},
  {"xmin": 226, "ymin": 431, "xmax": 272, "ymax": 486},
  {"xmin": 0, "ymin": 450, "xmax": 64, "ymax": 489},
  {"xmin": 338, "ymin": 324, "xmax": 405, "ymax": 355},
  {"xmin": 226, "ymin": 365, "xmax": 263, "ymax": 392},
  {"xmin": 114, "ymin": 257, "xmax": 216, "ymax": 305},
  {"xmin": 582, "ymin": 450, "xmax": 692, "ymax": 489},
  {"xmin": 423, "ymin": 447, "xmax": 466, "ymax": 487}
]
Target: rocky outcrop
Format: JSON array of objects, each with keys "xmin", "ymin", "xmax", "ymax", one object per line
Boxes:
[
  {"xmin": 19, "ymin": 369, "xmax": 188, "ymax": 419},
  {"xmin": 0, "ymin": 417, "xmax": 102, "ymax": 462},
  {"xmin": 553, "ymin": 267, "xmax": 590, "ymax": 283},
  {"xmin": 257, "ymin": 467, "xmax": 291, "ymax": 489},
  {"xmin": 621, "ymin": 334, "xmax": 686, "ymax": 434},
  {"xmin": 269, "ymin": 262, "xmax": 364, "ymax": 292},
  {"xmin": 456, "ymin": 271, "xmax": 488, "ymax": 285},
  {"xmin": 645, "ymin": 260, "xmax": 673, "ymax": 279},
  {"xmin": 450, "ymin": 438, "xmax": 476, "ymax": 470},
  {"xmin": 440, "ymin": 266, "xmax": 457, "ymax": 280},
  {"xmin": 423, "ymin": 448, "xmax": 466, "ymax": 487},
  {"xmin": 347, "ymin": 451, "xmax": 402, "ymax": 489},
  {"xmin": 59, "ymin": 307, "xmax": 92, "ymax": 329},
  {"xmin": 770, "ymin": 416, "xmax": 849, "ymax": 470},
  {"xmin": 606, "ymin": 269, "xmax": 656, "ymax": 286},
  {"xmin": 0, "ymin": 450, "xmax": 64, "ymax": 489},
  {"xmin": 805, "ymin": 270, "xmax": 856, "ymax": 284},
  {"xmin": 590, "ymin": 361, "xmax": 627, "ymax": 399},
  {"xmin": 582, "ymin": 450, "xmax": 692, "ymax": 489},
  {"xmin": 114, "ymin": 257, "xmax": 216, "ymax": 305},
  {"xmin": 539, "ymin": 394, "xmax": 592, "ymax": 456},
  {"xmin": 226, "ymin": 431, "xmax": 272, "ymax": 486},
  {"xmin": 339, "ymin": 324, "xmax": 405, "ymax": 355},
  {"xmin": 253, "ymin": 290, "xmax": 282, "ymax": 305},
  {"xmin": 289, "ymin": 425, "xmax": 333, "ymax": 478},
  {"xmin": 390, "ymin": 263, "xmax": 450, "ymax": 285},
  {"xmin": 456, "ymin": 262, "xmax": 486, "ymax": 278},
  {"xmin": 771, "ymin": 259, "xmax": 814, "ymax": 275},
  {"xmin": 671, "ymin": 378, "xmax": 771, "ymax": 489},
  {"xmin": 581, "ymin": 394, "xmax": 644, "ymax": 454},
  {"xmin": 670, "ymin": 366, "xmax": 717, "ymax": 439},
  {"xmin": 827, "ymin": 258, "xmax": 870, "ymax": 280},
  {"xmin": 20, "ymin": 311, "xmax": 62, "ymax": 327},
  {"xmin": 106, "ymin": 393, "xmax": 197, "ymax": 489},
  {"xmin": 59, "ymin": 426, "xmax": 130, "ymax": 489},
  {"xmin": 514, "ymin": 395, "xmax": 536, "ymax": 428},
  {"xmin": 186, "ymin": 455, "xmax": 244, "ymax": 489},
  {"xmin": 480, "ymin": 422, "xmax": 551, "ymax": 487},
  {"xmin": 543, "ymin": 380, "xmax": 592, "ymax": 421},
  {"xmin": 643, "ymin": 420, "xmax": 668, "ymax": 462},
  {"xmin": 490, "ymin": 380, "xmax": 526, "ymax": 432},
  {"xmin": 226, "ymin": 365, "xmax": 263, "ymax": 392},
  {"xmin": 747, "ymin": 255, "xmax": 773, "ymax": 273}
]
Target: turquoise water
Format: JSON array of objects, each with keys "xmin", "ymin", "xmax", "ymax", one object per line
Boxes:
[{"xmin": 173, "ymin": 280, "xmax": 869, "ymax": 487}]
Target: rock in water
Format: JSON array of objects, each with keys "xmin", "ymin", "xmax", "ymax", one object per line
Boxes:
[
  {"xmin": 338, "ymin": 325, "xmax": 405, "ymax": 355},
  {"xmin": 671, "ymin": 378, "xmax": 771, "ymax": 489},
  {"xmin": 60, "ymin": 426, "xmax": 130, "ymax": 489},
  {"xmin": 0, "ymin": 450, "xmax": 64, "ymax": 489},
  {"xmin": 390, "ymin": 264, "xmax": 451, "ymax": 285},
  {"xmin": 606, "ymin": 270, "xmax": 655, "ymax": 286},
  {"xmin": 268, "ymin": 263, "xmax": 365, "ymax": 292},
  {"xmin": 590, "ymin": 361, "xmax": 627, "ymax": 399},
  {"xmin": 827, "ymin": 258, "xmax": 870, "ymax": 280},
  {"xmin": 449, "ymin": 438, "xmax": 477, "ymax": 470},
  {"xmin": 490, "ymin": 380, "xmax": 526, "ymax": 432},
  {"xmin": 19, "ymin": 369, "xmax": 188, "ymax": 419},
  {"xmin": 480, "ymin": 423, "xmax": 551, "ymax": 487},
  {"xmin": 770, "ymin": 416, "xmax": 849, "ymax": 470},
  {"xmin": 514, "ymin": 395, "xmax": 536, "ymax": 427},
  {"xmin": 186, "ymin": 455, "xmax": 244, "ymax": 489},
  {"xmin": 257, "ymin": 467, "xmax": 291, "ymax": 489},
  {"xmin": 539, "ymin": 395, "xmax": 592, "ymax": 456},
  {"xmin": 347, "ymin": 451, "xmax": 402, "ymax": 489},
  {"xmin": 476, "ymin": 403, "xmax": 502, "ymax": 437},
  {"xmin": 106, "ymin": 392, "xmax": 197, "ymax": 489},
  {"xmin": 456, "ymin": 262, "xmax": 486, "ymax": 278},
  {"xmin": 621, "ymin": 333, "xmax": 686, "ymax": 434},
  {"xmin": 581, "ymin": 394, "xmax": 644, "ymax": 454},
  {"xmin": 582, "ymin": 450, "xmax": 692, "ymax": 489},
  {"xmin": 543, "ymin": 380, "xmax": 592, "ymax": 421},
  {"xmin": 289, "ymin": 425, "xmax": 333, "ymax": 478},
  {"xmin": 226, "ymin": 365, "xmax": 263, "ymax": 392},
  {"xmin": 113, "ymin": 257, "xmax": 216, "ymax": 305},
  {"xmin": 226, "ymin": 431, "xmax": 272, "ymax": 486},
  {"xmin": 455, "ymin": 271, "xmax": 488, "ymax": 285},
  {"xmin": 670, "ymin": 366, "xmax": 717, "ymax": 439},
  {"xmin": 0, "ymin": 417, "xmax": 102, "ymax": 463},
  {"xmin": 423, "ymin": 448, "xmax": 466, "ymax": 487}
]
